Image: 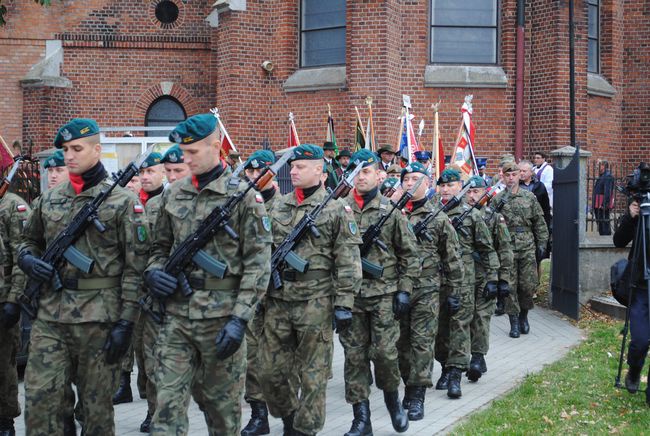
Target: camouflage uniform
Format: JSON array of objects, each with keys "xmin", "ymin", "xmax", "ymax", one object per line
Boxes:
[
  {"xmin": 399, "ymin": 202, "xmax": 463, "ymax": 387},
  {"xmin": 19, "ymin": 178, "xmax": 148, "ymax": 435},
  {"xmin": 494, "ymin": 189, "xmax": 548, "ymax": 315},
  {"xmin": 260, "ymin": 185, "xmax": 362, "ymax": 435},
  {"xmin": 147, "ymin": 168, "xmax": 272, "ymax": 436},
  {"xmin": 340, "ymin": 192, "xmax": 419, "ymax": 403}
]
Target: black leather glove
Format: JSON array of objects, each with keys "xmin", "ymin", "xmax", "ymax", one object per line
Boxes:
[
  {"xmin": 1, "ymin": 303, "xmax": 20, "ymax": 329},
  {"xmin": 104, "ymin": 319, "xmax": 134, "ymax": 364},
  {"xmin": 145, "ymin": 270, "xmax": 178, "ymax": 300},
  {"xmin": 482, "ymin": 281, "xmax": 498, "ymax": 300},
  {"xmin": 334, "ymin": 306, "xmax": 352, "ymax": 333},
  {"xmin": 497, "ymin": 279, "xmax": 510, "ymax": 298},
  {"xmin": 215, "ymin": 316, "xmax": 247, "ymax": 360},
  {"xmin": 447, "ymin": 295, "xmax": 461, "ymax": 315},
  {"xmin": 535, "ymin": 246, "xmax": 547, "ymax": 263},
  {"xmin": 18, "ymin": 251, "xmax": 54, "ymax": 282},
  {"xmin": 392, "ymin": 291, "xmax": 410, "ymax": 320}
]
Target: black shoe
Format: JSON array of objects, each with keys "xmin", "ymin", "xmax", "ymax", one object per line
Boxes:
[
  {"xmin": 625, "ymin": 365, "xmax": 642, "ymax": 394},
  {"xmin": 241, "ymin": 401, "xmax": 270, "ymax": 436},
  {"xmin": 139, "ymin": 412, "xmax": 152, "ymax": 433},
  {"xmin": 447, "ymin": 367, "xmax": 462, "ymax": 399},
  {"xmin": 112, "ymin": 371, "xmax": 133, "ymax": 405},
  {"xmin": 467, "ymin": 353, "xmax": 483, "ymax": 382},
  {"xmin": 495, "ymin": 298, "xmax": 505, "ymax": 316},
  {"xmin": 63, "ymin": 415, "xmax": 76, "ymax": 436},
  {"xmin": 435, "ymin": 366, "xmax": 449, "ymax": 390},
  {"xmin": 508, "ymin": 315, "xmax": 520, "ymax": 338},
  {"xmin": 519, "ymin": 309, "xmax": 530, "ymax": 334},
  {"xmin": 0, "ymin": 418, "xmax": 15, "ymax": 436},
  {"xmin": 344, "ymin": 400, "xmax": 373, "ymax": 436},
  {"xmin": 402, "ymin": 385, "xmax": 413, "ymax": 410},
  {"xmin": 282, "ymin": 412, "xmax": 295, "ymax": 436},
  {"xmin": 383, "ymin": 390, "xmax": 408, "ymax": 433},
  {"xmin": 480, "ymin": 355, "xmax": 488, "ymax": 374},
  {"xmin": 407, "ymin": 386, "xmax": 426, "ymax": 421}
]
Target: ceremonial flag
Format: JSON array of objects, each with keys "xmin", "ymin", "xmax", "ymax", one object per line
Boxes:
[
  {"xmin": 0, "ymin": 134, "xmax": 15, "ymax": 171},
  {"xmin": 288, "ymin": 112, "xmax": 301, "ymax": 148},
  {"xmin": 431, "ymin": 101, "xmax": 445, "ymax": 181},
  {"xmin": 354, "ymin": 106, "xmax": 366, "ymax": 151},
  {"xmin": 325, "ymin": 105, "xmax": 339, "ymax": 154},
  {"xmin": 210, "ymin": 107, "xmax": 238, "ymax": 161},
  {"xmin": 452, "ymin": 95, "xmax": 479, "ymax": 177},
  {"xmin": 365, "ymin": 97, "xmax": 376, "ymax": 152},
  {"xmin": 397, "ymin": 95, "xmax": 421, "ymax": 165}
]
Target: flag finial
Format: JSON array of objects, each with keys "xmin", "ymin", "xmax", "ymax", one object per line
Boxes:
[
  {"xmin": 288, "ymin": 112, "xmax": 294, "ymax": 122},
  {"xmin": 365, "ymin": 96, "xmax": 373, "ymax": 106},
  {"xmin": 210, "ymin": 107, "xmax": 219, "ymax": 118},
  {"xmin": 463, "ymin": 95, "xmax": 473, "ymax": 114},
  {"xmin": 431, "ymin": 100, "xmax": 441, "ymax": 113}
]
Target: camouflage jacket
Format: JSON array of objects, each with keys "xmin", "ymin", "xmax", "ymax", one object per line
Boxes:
[
  {"xmin": 269, "ymin": 185, "xmax": 362, "ymax": 309},
  {"xmin": 346, "ymin": 191, "xmax": 419, "ymax": 298},
  {"xmin": 406, "ymin": 201, "xmax": 463, "ymax": 297},
  {"xmin": 1, "ymin": 193, "xmax": 29, "ymax": 303},
  {"xmin": 476, "ymin": 207, "xmax": 513, "ymax": 285},
  {"xmin": 144, "ymin": 190, "xmax": 163, "ymax": 230},
  {"xmin": 494, "ymin": 188, "xmax": 549, "ymax": 253},
  {"xmin": 147, "ymin": 166, "xmax": 272, "ymax": 322},
  {"xmin": 19, "ymin": 179, "xmax": 149, "ymax": 323}
]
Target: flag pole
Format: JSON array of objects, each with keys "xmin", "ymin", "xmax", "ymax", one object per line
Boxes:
[
  {"xmin": 431, "ymin": 101, "xmax": 441, "ymax": 180},
  {"xmin": 211, "ymin": 107, "xmax": 242, "ymax": 165},
  {"xmin": 463, "ymin": 95, "xmax": 480, "ymax": 176},
  {"xmin": 365, "ymin": 96, "xmax": 375, "ymax": 152}
]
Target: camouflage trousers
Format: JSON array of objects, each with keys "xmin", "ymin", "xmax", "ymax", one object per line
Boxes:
[
  {"xmin": 141, "ymin": 313, "xmax": 158, "ymax": 414},
  {"xmin": 435, "ymin": 283, "xmax": 474, "ymax": 370},
  {"xmin": 25, "ymin": 319, "xmax": 117, "ymax": 436},
  {"xmin": 505, "ymin": 250, "xmax": 538, "ymax": 315},
  {"xmin": 397, "ymin": 288, "xmax": 439, "ymax": 387},
  {"xmin": 151, "ymin": 315, "xmax": 245, "ymax": 436},
  {"xmin": 244, "ymin": 308, "xmax": 265, "ymax": 403},
  {"xmin": 0, "ymin": 323, "xmax": 20, "ymax": 419},
  {"xmin": 470, "ymin": 280, "xmax": 494, "ymax": 355},
  {"xmin": 260, "ymin": 296, "xmax": 333, "ymax": 435},
  {"xmin": 339, "ymin": 294, "xmax": 401, "ymax": 403},
  {"xmin": 118, "ymin": 314, "xmax": 147, "ymax": 398}
]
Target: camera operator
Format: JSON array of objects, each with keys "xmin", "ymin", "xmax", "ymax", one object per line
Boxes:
[{"xmin": 613, "ymin": 164, "xmax": 650, "ymax": 405}]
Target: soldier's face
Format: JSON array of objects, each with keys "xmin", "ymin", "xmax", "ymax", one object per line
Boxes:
[
  {"xmin": 290, "ymin": 160, "xmax": 322, "ymax": 188},
  {"xmin": 181, "ymin": 134, "xmax": 221, "ymax": 175},
  {"xmin": 164, "ymin": 163, "xmax": 191, "ymax": 184},
  {"xmin": 354, "ymin": 165, "xmax": 379, "ymax": 193},
  {"xmin": 402, "ymin": 173, "xmax": 429, "ymax": 200},
  {"xmin": 467, "ymin": 187, "xmax": 485, "ymax": 206},
  {"xmin": 504, "ymin": 170, "xmax": 520, "ymax": 188},
  {"xmin": 62, "ymin": 136, "xmax": 101, "ymax": 175},
  {"xmin": 126, "ymin": 176, "xmax": 142, "ymax": 194},
  {"xmin": 377, "ymin": 170, "xmax": 387, "ymax": 185},
  {"xmin": 439, "ymin": 181, "xmax": 461, "ymax": 201},
  {"xmin": 140, "ymin": 165, "xmax": 165, "ymax": 192},
  {"xmin": 47, "ymin": 166, "xmax": 69, "ymax": 189},
  {"xmin": 339, "ymin": 156, "xmax": 350, "ymax": 167}
]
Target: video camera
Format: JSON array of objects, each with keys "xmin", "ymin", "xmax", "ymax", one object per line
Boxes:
[{"xmin": 617, "ymin": 162, "xmax": 650, "ymax": 201}]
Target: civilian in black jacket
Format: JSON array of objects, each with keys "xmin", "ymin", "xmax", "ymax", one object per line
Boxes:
[
  {"xmin": 592, "ymin": 160, "xmax": 616, "ymax": 235},
  {"xmin": 519, "ymin": 160, "xmax": 552, "ymax": 233}
]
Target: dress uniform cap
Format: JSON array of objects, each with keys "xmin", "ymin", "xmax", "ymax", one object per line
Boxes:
[
  {"xmin": 168, "ymin": 113, "xmax": 217, "ymax": 145},
  {"xmin": 161, "ymin": 144, "xmax": 184, "ymax": 163},
  {"xmin": 400, "ymin": 161, "xmax": 429, "ymax": 182},
  {"xmin": 323, "ymin": 141, "xmax": 336, "ymax": 151},
  {"xmin": 245, "ymin": 150, "xmax": 276, "ymax": 170},
  {"xmin": 54, "ymin": 118, "xmax": 100, "ymax": 148},
  {"xmin": 414, "ymin": 151, "xmax": 432, "ymax": 161},
  {"xmin": 476, "ymin": 157, "xmax": 488, "ymax": 169},
  {"xmin": 140, "ymin": 152, "xmax": 163, "ymax": 169},
  {"xmin": 376, "ymin": 145, "xmax": 396, "ymax": 155},
  {"xmin": 437, "ymin": 168, "xmax": 461, "ymax": 184},
  {"xmin": 289, "ymin": 144, "xmax": 324, "ymax": 163}
]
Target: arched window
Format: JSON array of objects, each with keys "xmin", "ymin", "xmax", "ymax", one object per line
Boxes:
[{"xmin": 145, "ymin": 97, "xmax": 186, "ymax": 137}]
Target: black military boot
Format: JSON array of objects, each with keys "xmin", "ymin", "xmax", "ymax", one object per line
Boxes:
[
  {"xmin": 494, "ymin": 297, "xmax": 505, "ymax": 316},
  {"xmin": 63, "ymin": 414, "xmax": 76, "ymax": 436},
  {"xmin": 112, "ymin": 371, "xmax": 133, "ymax": 405},
  {"xmin": 435, "ymin": 365, "xmax": 449, "ymax": 390},
  {"xmin": 467, "ymin": 353, "xmax": 483, "ymax": 382},
  {"xmin": 139, "ymin": 411, "xmax": 152, "ymax": 433},
  {"xmin": 241, "ymin": 401, "xmax": 270, "ymax": 436},
  {"xmin": 383, "ymin": 390, "xmax": 408, "ymax": 433},
  {"xmin": 447, "ymin": 367, "xmax": 462, "ymax": 399},
  {"xmin": 281, "ymin": 411, "xmax": 295, "ymax": 436},
  {"xmin": 625, "ymin": 365, "xmax": 642, "ymax": 394},
  {"xmin": 0, "ymin": 418, "xmax": 15, "ymax": 436},
  {"xmin": 344, "ymin": 400, "xmax": 373, "ymax": 436},
  {"xmin": 407, "ymin": 386, "xmax": 426, "ymax": 421},
  {"xmin": 480, "ymin": 354, "xmax": 488, "ymax": 373},
  {"xmin": 519, "ymin": 309, "xmax": 530, "ymax": 334},
  {"xmin": 508, "ymin": 314, "xmax": 520, "ymax": 338}
]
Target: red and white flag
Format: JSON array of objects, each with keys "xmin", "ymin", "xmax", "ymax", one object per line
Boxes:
[
  {"xmin": 452, "ymin": 95, "xmax": 479, "ymax": 177},
  {"xmin": 210, "ymin": 108, "xmax": 238, "ymax": 161},
  {"xmin": 288, "ymin": 112, "xmax": 301, "ymax": 148},
  {"xmin": 431, "ymin": 102, "xmax": 445, "ymax": 181}
]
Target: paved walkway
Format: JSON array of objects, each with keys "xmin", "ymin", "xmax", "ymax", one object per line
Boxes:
[{"xmin": 14, "ymin": 307, "xmax": 582, "ymax": 435}]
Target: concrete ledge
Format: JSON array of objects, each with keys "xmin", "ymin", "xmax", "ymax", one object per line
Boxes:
[
  {"xmin": 590, "ymin": 295, "xmax": 626, "ymax": 320},
  {"xmin": 587, "ymin": 73, "xmax": 616, "ymax": 98},
  {"xmin": 20, "ymin": 40, "xmax": 72, "ymax": 89},
  {"xmin": 424, "ymin": 65, "xmax": 508, "ymax": 88},
  {"xmin": 283, "ymin": 66, "xmax": 347, "ymax": 93}
]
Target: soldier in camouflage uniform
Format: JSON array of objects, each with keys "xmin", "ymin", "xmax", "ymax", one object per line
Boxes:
[
  {"xmin": 162, "ymin": 143, "xmax": 191, "ymax": 184},
  {"xmin": 259, "ymin": 144, "xmax": 362, "ymax": 436},
  {"xmin": 145, "ymin": 114, "xmax": 272, "ymax": 436},
  {"xmin": 339, "ymin": 149, "xmax": 418, "ymax": 435},
  {"xmin": 434, "ymin": 169, "xmax": 499, "ymax": 399},
  {"xmin": 17, "ymin": 118, "xmax": 148, "ymax": 435},
  {"xmin": 0, "ymin": 190, "xmax": 24, "ymax": 436},
  {"xmin": 494, "ymin": 161, "xmax": 549, "ymax": 338},
  {"xmin": 241, "ymin": 150, "xmax": 280, "ymax": 436},
  {"xmin": 44, "ymin": 150, "xmax": 69, "ymax": 189},
  {"xmin": 465, "ymin": 176, "xmax": 513, "ymax": 381},
  {"xmin": 398, "ymin": 163, "xmax": 463, "ymax": 420}
]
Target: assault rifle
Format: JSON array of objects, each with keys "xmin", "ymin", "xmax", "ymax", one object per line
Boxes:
[
  {"xmin": 0, "ymin": 156, "xmax": 25, "ymax": 199},
  {"xmin": 360, "ymin": 175, "xmax": 425, "ymax": 278},
  {"xmin": 270, "ymin": 161, "xmax": 364, "ymax": 290},
  {"xmin": 413, "ymin": 181, "xmax": 473, "ymax": 243},
  {"xmin": 140, "ymin": 149, "xmax": 294, "ymax": 324},
  {"xmin": 451, "ymin": 183, "xmax": 505, "ymax": 230},
  {"xmin": 18, "ymin": 145, "xmax": 155, "ymax": 319}
]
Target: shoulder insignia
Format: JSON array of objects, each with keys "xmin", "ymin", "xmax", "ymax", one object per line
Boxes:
[
  {"xmin": 16, "ymin": 204, "xmax": 27, "ymax": 212},
  {"xmin": 255, "ymin": 193, "xmax": 264, "ymax": 203},
  {"xmin": 134, "ymin": 204, "xmax": 144, "ymax": 213},
  {"xmin": 344, "ymin": 205, "xmax": 352, "ymax": 214},
  {"xmin": 262, "ymin": 216, "xmax": 272, "ymax": 232},
  {"xmin": 136, "ymin": 225, "xmax": 148, "ymax": 242},
  {"xmin": 348, "ymin": 221, "xmax": 358, "ymax": 235}
]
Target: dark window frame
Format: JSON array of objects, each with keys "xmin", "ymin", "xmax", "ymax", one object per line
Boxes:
[
  {"xmin": 587, "ymin": 0, "xmax": 600, "ymax": 74},
  {"xmin": 429, "ymin": 0, "xmax": 500, "ymax": 65},
  {"xmin": 299, "ymin": 0, "xmax": 346, "ymax": 68},
  {"xmin": 144, "ymin": 96, "xmax": 186, "ymax": 138}
]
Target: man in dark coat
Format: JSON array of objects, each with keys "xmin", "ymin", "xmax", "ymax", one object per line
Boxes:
[{"xmin": 592, "ymin": 160, "xmax": 615, "ymax": 235}]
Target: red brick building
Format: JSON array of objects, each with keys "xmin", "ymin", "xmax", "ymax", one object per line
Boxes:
[{"xmin": 0, "ymin": 0, "xmax": 647, "ymax": 172}]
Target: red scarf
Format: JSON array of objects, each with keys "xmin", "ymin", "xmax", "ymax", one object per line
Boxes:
[
  {"xmin": 295, "ymin": 188, "xmax": 305, "ymax": 205},
  {"xmin": 139, "ymin": 189, "xmax": 150, "ymax": 206},
  {"xmin": 352, "ymin": 189, "xmax": 364, "ymax": 210},
  {"xmin": 69, "ymin": 173, "xmax": 85, "ymax": 195},
  {"xmin": 405, "ymin": 200, "xmax": 414, "ymax": 212}
]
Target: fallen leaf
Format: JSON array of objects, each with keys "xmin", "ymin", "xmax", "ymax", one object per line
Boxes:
[{"xmin": 543, "ymin": 415, "xmax": 554, "ymax": 425}]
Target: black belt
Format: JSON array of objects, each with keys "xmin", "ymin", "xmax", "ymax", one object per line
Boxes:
[
  {"xmin": 188, "ymin": 276, "xmax": 241, "ymax": 290},
  {"xmin": 282, "ymin": 270, "xmax": 331, "ymax": 282}
]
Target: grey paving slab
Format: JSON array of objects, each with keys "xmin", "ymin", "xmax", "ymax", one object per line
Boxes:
[{"xmin": 14, "ymin": 307, "xmax": 582, "ymax": 435}]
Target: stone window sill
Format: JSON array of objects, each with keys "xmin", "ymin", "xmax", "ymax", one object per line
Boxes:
[
  {"xmin": 587, "ymin": 73, "xmax": 616, "ymax": 98},
  {"xmin": 424, "ymin": 65, "xmax": 508, "ymax": 88},
  {"xmin": 283, "ymin": 66, "xmax": 347, "ymax": 93}
]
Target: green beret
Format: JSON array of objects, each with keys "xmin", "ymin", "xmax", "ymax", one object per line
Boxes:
[
  {"xmin": 323, "ymin": 141, "xmax": 336, "ymax": 151},
  {"xmin": 140, "ymin": 152, "xmax": 163, "ymax": 169},
  {"xmin": 161, "ymin": 144, "xmax": 184, "ymax": 164},
  {"xmin": 54, "ymin": 118, "xmax": 100, "ymax": 148},
  {"xmin": 380, "ymin": 177, "xmax": 399, "ymax": 195},
  {"xmin": 468, "ymin": 175, "xmax": 487, "ymax": 188},
  {"xmin": 289, "ymin": 144, "xmax": 323, "ymax": 163},
  {"xmin": 350, "ymin": 149, "xmax": 378, "ymax": 169},
  {"xmin": 437, "ymin": 168, "xmax": 461, "ymax": 184},
  {"xmin": 43, "ymin": 150, "xmax": 65, "ymax": 169},
  {"xmin": 502, "ymin": 161, "xmax": 519, "ymax": 173},
  {"xmin": 400, "ymin": 161, "xmax": 430, "ymax": 183},
  {"xmin": 245, "ymin": 150, "xmax": 275, "ymax": 170},
  {"xmin": 169, "ymin": 114, "xmax": 217, "ymax": 145}
]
